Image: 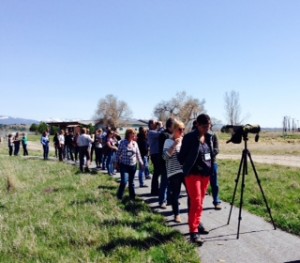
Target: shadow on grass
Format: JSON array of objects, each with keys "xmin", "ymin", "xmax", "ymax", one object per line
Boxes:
[{"xmin": 99, "ymin": 231, "xmax": 180, "ymax": 255}]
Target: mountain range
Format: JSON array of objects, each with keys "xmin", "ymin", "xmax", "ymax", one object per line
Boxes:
[{"xmin": 0, "ymin": 116, "xmax": 40, "ymax": 125}]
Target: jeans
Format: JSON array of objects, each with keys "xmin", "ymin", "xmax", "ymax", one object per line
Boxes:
[
  {"xmin": 168, "ymin": 173, "xmax": 184, "ymax": 216},
  {"xmin": 210, "ymin": 163, "xmax": 221, "ymax": 205},
  {"xmin": 138, "ymin": 156, "xmax": 150, "ymax": 186},
  {"xmin": 106, "ymin": 152, "xmax": 115, "ymax": 175},
  {"xmin": 43, "ymin": 145, "xmax": 49, "ymax": 160},
  {"xmin": 159, "ymin": 167, "xmax": 169, "ymax": 205},
  {"xmin": 117, "ymin": 163, "xmax": 137, "ymax": 200}
]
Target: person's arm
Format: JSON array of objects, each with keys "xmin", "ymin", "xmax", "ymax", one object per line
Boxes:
[
  {"xmin": 213, "ymin": 134, "xmax": 219, "ymax": 157},
  {"xmin": 162, "ymin": 139, "xmax": 174, "ymax": 160},
  {"xmin": 178, "ymin": 134, "xmax": 189, "ymax": 165},
  {"xmin": 135, "ymin": 143, "xmax": 144, "ymax": 166},
  {"xmin": 115, "ymin": 140, "xmax": 124, "ymax": 163}
]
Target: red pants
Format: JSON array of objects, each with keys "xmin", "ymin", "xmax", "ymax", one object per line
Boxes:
[{"xmin": 185, "ymin": 175, "xmax": 210, "ymax": 233}]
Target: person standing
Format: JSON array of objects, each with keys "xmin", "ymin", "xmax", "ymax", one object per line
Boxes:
[
  {"xmin": 162, "ymin": 119, "xmax": 185, "ymax": 223},
  {"xmin": 77, "ymin": 127, "xmax": 93, "ymax": 172},
  {"xmin": 13, "ymin": 132, "xmax": 21, "ymax": 156},
  {"xmin": 210, "ymin": 128, "xmax": 222, "ymax": 210},
  {"xmin": 158, "ymin": 117, "xmax": 174, "ymax": 208},
  {"xmin": 147, "ymin": 120, "xmax": 161, "ymax": 195},
  {"xmin": 53, "ymin": 132, "xmax": 59, "ymax": 158},
  {"xmin": 94, "ymin": 129, "xmax": 103, "ymax": 169},
  {"xmin": 105, "ymin": 130, "xmax": 118, "ymax": 176},
  {"xmin": 58, "ymin": 130, "xmax": 65, "ymax": 161},
  {"xmin": 41, "ymin": 131, "xmax": 50, "ymax": 160},
  {"xmin": 116, "ymin": 128, "xmax": 144, "ymax": 200},
  {"xmin": 137, "ymin": 127, "xmax": 150, "ymax": 187},
  {"xmin": 21, "ymin": 133, "xmax": 29, "ymax": 156},
  {"xmin": 8, "ymin": 134, "xmax": 14, "ymax": 156},
  {"xmin": 178, "ymin": 113, "xmax": 213, "ymax": 245}
]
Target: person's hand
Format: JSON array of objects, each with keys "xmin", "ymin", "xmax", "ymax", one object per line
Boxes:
[{"xmin": 174, "ymin": 137, "xmax": 182, "ymax": 145}]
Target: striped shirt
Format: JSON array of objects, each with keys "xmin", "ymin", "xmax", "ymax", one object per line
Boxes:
[
  {"xmin": 116, "ymin": 139, "xmax": 143, "ymax": 166},
  {"xmin": 163, "ymin": 138, "xmax": 183, "ymax": 177}
]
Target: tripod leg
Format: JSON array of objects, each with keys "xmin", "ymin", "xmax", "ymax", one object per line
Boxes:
[
  {"xmin": 237, "ymin": 151, "xmax": 248, "ymax": 239},
  {"xmin": 227, "ymin": 151, "xmax": 245, "ymax": 225},
  {"xmin": 247, "ymin": 152, "xmax": 277, "ymax": 230}
]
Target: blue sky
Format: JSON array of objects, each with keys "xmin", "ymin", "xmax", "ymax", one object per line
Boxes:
[{"xmin": 1, "ymin": 0, "xmax": 300, "ymax": 127}]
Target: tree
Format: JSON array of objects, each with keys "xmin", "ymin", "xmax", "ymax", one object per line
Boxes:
[
  {"xmin": 29, "ymin": 123, "xmax": 38, "ymax": 132},
  {"xmin": 94, "ymin": 94, "xmax": 132, "ymax": 128},
  {"xmin": 224, "ymin": 90, "xmax": 241, "ymax": 125},
  {"xmin": 153, "ymin": 91, "xmax": 206, "ymax": 126},
  {"xmin": 37, "ymin": 122, "xmax": 49, "ymax": 134}
]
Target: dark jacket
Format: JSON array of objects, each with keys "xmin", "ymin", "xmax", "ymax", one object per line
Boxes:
[{"xmin": 178, "ymin": 129, "xmax": 214, "ymax": 177}]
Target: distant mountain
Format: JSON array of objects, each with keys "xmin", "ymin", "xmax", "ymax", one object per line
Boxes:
[{"xmin": 0, "ymin": 115, "xmax": 40, "ymax": 125}]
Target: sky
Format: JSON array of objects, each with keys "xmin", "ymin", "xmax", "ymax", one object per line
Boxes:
[{"xmin": 1, "ymin": 0, "xmax": 300, "ymax": 127}]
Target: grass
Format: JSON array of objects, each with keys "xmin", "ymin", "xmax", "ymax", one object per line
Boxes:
[
  {"xmin": 0, "ymin": 156, "xmax": 200, "ymax": 263},
  {"xmin": 217, "ymin": 159, "xmax": 300, "ymax": 236}
]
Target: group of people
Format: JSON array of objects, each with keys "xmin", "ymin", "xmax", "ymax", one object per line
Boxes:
[
  {"xmin": 114, "ymin": 113, "xmax": 222, "ymax": 245},
  {"xmin": 7, "ymin": 132, "xmax": 29, "ymax": 156},
  {"xmin": 6, "ymin": 113, "xmax": 221, "ymax": 245}
]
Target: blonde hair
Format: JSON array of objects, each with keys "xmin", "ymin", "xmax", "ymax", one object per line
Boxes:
[
  {"xmin": 172, "ymin": 119, "xmax": 185, "ymax": 131},
  {"xmin": 125, "ymin": 128, "xmax": 136, "ymax": 140}
]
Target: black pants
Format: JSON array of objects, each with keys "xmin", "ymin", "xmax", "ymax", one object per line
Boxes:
[
  {"xmin": 58, "ymin": 146, "xmax": 64, "ymax": 161},
  {"xmin": 150, "ymin": 153, "xmax": 161, "ymax": 195},
  {"xmin": 9, "ymin": 146, "xmax": 13, "ymax": 156},
  {"xmin": 22, "ymin": 144, "xmax": 28, "ymax": 156},
  {"xmin": 74, "ymin": 146, "xmax": 79, "ymax": 162},
  {"xmin": 79, "ymin": 146, "xmax": 89, "ymax": 172},
  {"xmin": 95, "ymin": 148, "xmax": 103, "ymax": 168},
  {"xmin": 14, "ymin": 143, "xmax": 20, "ymax": 156},
  {"xmin": 168, "ymin": 173, "xmax": 184, "ymax": 216}
]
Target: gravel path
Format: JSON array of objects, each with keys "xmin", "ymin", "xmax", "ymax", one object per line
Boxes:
[{"xmin": 219, "ymin": 154, "xmax": 300, "ymax": 168}]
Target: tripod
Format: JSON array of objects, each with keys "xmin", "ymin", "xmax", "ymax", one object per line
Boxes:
[{"xmin": 227, "ymin": 133, "xmax": 276, "ymax": 239}]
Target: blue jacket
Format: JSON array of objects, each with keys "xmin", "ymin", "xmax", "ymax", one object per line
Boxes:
[{"xmin": 178, "ymin": 129, "xmax": 214, "ymax": 177}]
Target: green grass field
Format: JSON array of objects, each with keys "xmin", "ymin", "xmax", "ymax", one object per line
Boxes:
[
  {"xmin": 0, "ymin": 156, "xmax": 200, "ymax": 263},
  {"xmin": 217, "ymin": 159, "xmax": 300, "ymax": 235}
]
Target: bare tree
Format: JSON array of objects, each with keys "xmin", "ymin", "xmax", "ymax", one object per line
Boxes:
[
  {"xmin": 94, "ymin": 94, "xmax": 132, "ymax": 128},
  {"xmin": 153, "ymin": 91, "xmax": 206, "ymax": 126},
  {"xmin": 224, "ymin": 90, "xmax": 241, "ymax": 125}
]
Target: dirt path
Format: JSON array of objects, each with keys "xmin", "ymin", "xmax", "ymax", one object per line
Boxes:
[{"xmin": 218, "ymin": 154, "xmax": 300, "ymax": 168}]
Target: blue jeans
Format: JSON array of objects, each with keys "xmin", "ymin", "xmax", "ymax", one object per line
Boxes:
[
  {"xmin": 117, "ymin": 163, "xmax": 137, "ymax": 200},
  {"xmin": 138, "ymin": 156, "xmax": 150, "ymax": 186},
  {"xmin": 106, "ymin": 152, "xmax": 115, "ymax": 175},
  {"xmin": 159, "ymin": 167, "xmax": 170, "ymax": 205},
  {"xmin": 43, "ymin": 145, "xmax": 49, "ymax": 160},
  {"xmin": 210, "ymin": 163, "xmax": 221, "ymax": 205}
]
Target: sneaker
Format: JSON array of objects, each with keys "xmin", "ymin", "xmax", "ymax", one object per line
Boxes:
[
  {"xmin": 159, "ymin": 203, "xmax": 167, "ymax": 209},
  {"xmin": 198, "ymin": 224, "xmax": 209, "ymax": 235},
  {"xmin": 140, "ymin": 185, "xmax": 148, "ymax": 188},
  {"xmin": 174, "ymin": 215, "xmax": 181, "ymax": 223},
  {"xmin": 214, "ymin": 204, "xmax": 222, "ymax": 210},
  {"xmin": 145, "ymin": 176, "xmax": 151, "ymax": 180},
  {"xmin": 190, "ymin": 233, "xmax": 203, "ymax": 245}
]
